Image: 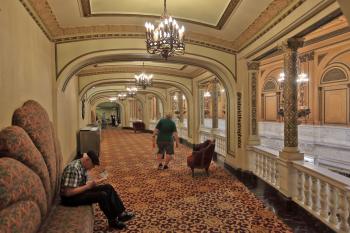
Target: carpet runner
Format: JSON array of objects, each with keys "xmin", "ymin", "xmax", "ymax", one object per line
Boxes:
[{"xmin": 92, "ymin": 129, "xmax": 292, "ymax": 233}]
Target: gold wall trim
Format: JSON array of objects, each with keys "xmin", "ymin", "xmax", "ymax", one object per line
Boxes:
[
  {"xmin": 80, "ymin": 0, "xmax": 240, "ymax": 30},
  {"xmin": 235, "ymin": 0, "xmax": 307, "ymax": 51}
]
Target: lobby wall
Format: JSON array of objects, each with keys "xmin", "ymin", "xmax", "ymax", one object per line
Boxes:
[
  {"xmin": 57, "ymin": 76, "xmax": 80, "ymax": 165},
  {"xmin": 0, "ymin": 0, "xmax": 54, "ymax": 128}
]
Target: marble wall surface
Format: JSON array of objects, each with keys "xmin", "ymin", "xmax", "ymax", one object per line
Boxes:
[{"xmin": 259, "ymin": 122, "xmax": 350, "ymax": 174}]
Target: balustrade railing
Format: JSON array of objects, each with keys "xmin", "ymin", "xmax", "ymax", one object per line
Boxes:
[
  {"xmin": 292, "ymin": 162, "xmax": 350, "ymax": 232},
  {"xmin": 199, "ymin": 129, "xmax": 226, "ymax": 157},
  {"xmin": 251, "ymin": 146, "xmax": 350, "ymax": 232}
]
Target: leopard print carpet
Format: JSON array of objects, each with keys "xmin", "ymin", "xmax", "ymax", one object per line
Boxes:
[{"xmin": 92, "ymin": 129, "xmax": 292, "ymax": 233}]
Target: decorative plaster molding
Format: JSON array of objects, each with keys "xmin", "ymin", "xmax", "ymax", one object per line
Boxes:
[
  {"xmin": 81, "ymin": 0, "xmax": 241, "ymax": 30},
  {"xmin": 234, "ymin": 0, "xmax": 306, "ymax": 51},
  {"xmin": 21, "ymin": 0, "xmax": 308, "ymax": 55},
  {"xmin": 299, "ymin": 51, "xmax": 315, "ymax": 62},
  {"xmin": 247, "ymin": 61, "xmax": 260, "ymax": 70}
]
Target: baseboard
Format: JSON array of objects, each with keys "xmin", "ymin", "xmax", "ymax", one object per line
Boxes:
[{"xmin": 179, "ymin": 138, "xmax": 193, "ymax": 148}]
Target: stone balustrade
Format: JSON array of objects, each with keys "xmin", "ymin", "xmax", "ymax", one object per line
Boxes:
[{"xmin": 251, "ymin": 146, "xmax": 350, "ymax": 232}]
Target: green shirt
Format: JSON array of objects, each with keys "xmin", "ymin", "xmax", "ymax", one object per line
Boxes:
[{"xmin": 156, "ymin": 118, "xmax": 177, "ymax": 143}]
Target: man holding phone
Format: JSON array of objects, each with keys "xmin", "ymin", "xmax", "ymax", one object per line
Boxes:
[{"xmin": 60, "ymin": 150, "xmax": 134, "ymax": 230}]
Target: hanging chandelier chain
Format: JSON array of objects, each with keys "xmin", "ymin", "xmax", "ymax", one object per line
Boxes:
[
  {"xmin": 163, "ymin": 0, "xmax": 167, "ymax": 17},
  {"xmin": 144, "ymin": 0, "xmax": 185, "ymax": 59}
]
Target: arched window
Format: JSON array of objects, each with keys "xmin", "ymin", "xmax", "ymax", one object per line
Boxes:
[
  {"xmin": 321, "ymin": 67, "xmax": 348, "ymax": 83},
  {"xmin": 263, "ymin": 79, "xmax": 277, "ymax": 92}
]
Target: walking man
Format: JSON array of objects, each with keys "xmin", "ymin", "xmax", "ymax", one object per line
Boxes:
[{"xmin": 152, "ymin": 113, "xmax": 180, "ymax": 170}]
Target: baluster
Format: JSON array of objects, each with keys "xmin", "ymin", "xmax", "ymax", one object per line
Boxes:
[
  {"xmin": 304, "ymin": 174, "xmax": 311, "ymax": 207},
  {"xmin": 254, "ymin": 152, "xmax": 259, "ymax": 174},
  {"xmin": 320, "ymin": 181, "xmax": 329, "ymax": 219},
  {"xmin": 338, "ymin": 189, "xmax": 349, "ymax": 232},
  {"xmin": 258, "ymin": 154, "xmax": 263, "ymax": 177},
  {"xmin": 266, "ymin": 157, "xmax": 271, "ymax": 182},
  {"xmin": 311, "ymin": 177, "xmax": 319, "ymax": 212},
  {"xmin": 271, "ymin": 160, "xmax": 276, "ymax": 185},
  {"xmin": 297, "ymin": 171, "xmax": 304, "ymax": 203},
  {"xmin": 328, "ymin": 186, "xmax": 339, "ymax": 225},
  {"xmin": 263, "ymin": 156, "xmax": 267, "ymax": 178}
]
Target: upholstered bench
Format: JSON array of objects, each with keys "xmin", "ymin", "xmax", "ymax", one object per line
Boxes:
[{"xmin": 0, "ymin": 100, "xmax": 94, "ymax": 233}]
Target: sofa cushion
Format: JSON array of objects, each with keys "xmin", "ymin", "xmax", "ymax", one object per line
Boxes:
[
  {"xmin": 38, "ymin": 205, "xmax": 94, "ymax": 233},
  {"xmin": 0, "ymin": 126, "xmax": 52, "ymax": 206},
  {"xmin": 0, "ymin": 157, "xmax": 47, "ymax": 218},
  {"xmin": 0, "ymin": 201, "xmax": 41, "ymax": 233},
  {"xmin": 12, "ymin": 100, "xmax": 57, "ymax": 204}
]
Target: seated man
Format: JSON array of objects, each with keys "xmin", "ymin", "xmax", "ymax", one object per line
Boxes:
[{"xmin": 60, "ymin": 151, "xmax": 134, "ymax": 230}]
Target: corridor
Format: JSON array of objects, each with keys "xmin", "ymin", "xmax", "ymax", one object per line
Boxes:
[{"xmin": 92, "ymin": 129, "xmax": 291, "ymax": 232}]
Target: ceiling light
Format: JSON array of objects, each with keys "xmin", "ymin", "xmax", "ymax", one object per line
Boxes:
[
  {"xmin": 135, "ymin": 62, "xmax": 153, "ymax": 89},
  {"xmin": 145, "ymin": 0, "xmax": 185, "ymax": 59}
]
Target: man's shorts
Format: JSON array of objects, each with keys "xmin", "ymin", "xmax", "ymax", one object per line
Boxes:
[{"xmin": 157, "ymin": 142, "xmax": 174, "ymax": 157}]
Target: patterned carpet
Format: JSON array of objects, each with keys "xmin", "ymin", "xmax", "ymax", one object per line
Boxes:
[{"xmin": 92, "ymin": 129, "xmax": 292, "ymax": 233}]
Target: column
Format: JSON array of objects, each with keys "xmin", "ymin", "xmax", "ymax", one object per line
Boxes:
[
  {"xmin": 178, "ymin": 92, "xmax": 184, "ymax": 123},
  {"xmin": 247, "ymin": 61, "xmax": 260, "ymax": 145},
  {"xmin": 155, "ymin": 97, "xmax": 160, "ymax": 120},
  {"xmin": 278, "ymin": 38, "xmax": 304, "ymax": 198},
  {"xmin": 199, "ymin": 89, "xmax": 204, "ymax": 126},
  {"xmin": 212, "ymin": 78, "xmax": 219, "ymax": 129},
  {"xmin": 279, "ymin": 38, "xmax": 304, "ymax": 160}
]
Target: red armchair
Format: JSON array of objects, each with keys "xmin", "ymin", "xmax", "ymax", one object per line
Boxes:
[
  {"xmin": 132, "ymin": 121, "xmax": 145, "ymax": 133},
  {"xmin": 187, "ymin": 140, "xmax": 216, "ymax": 177}
]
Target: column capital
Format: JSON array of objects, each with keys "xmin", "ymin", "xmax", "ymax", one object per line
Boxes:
[
  {"xmin": 247, "ymin": 61, "xmax": 260, "ymax": 71},
  {"xmin": 279, "ymin": 38, "xmax": 304, "ymax": 51}
]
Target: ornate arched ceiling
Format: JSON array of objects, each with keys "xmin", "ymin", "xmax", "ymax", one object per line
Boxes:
[{"xmin": 21, "ymin": 0, "xmax": 307, "ymax": 51}]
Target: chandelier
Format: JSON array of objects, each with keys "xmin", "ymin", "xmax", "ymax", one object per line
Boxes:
[
  {"xmin": 145, "ymin": 0, "xmax": 185, "ymax": 59},
  {"xmin": 117, "ymin": 93, "xmax": 127, "ymax": 101},
  {"xmin": 135, "ymin": 62, "xmax": 153, "ymax": 89}
]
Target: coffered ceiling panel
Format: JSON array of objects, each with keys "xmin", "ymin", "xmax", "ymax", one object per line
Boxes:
[
  {"xmin": 90, "ymin": 0, "xmax": 231, "ymax": 26},
  {"xmin": 44, "ymin": 0, "xmax": 277, "ymax": 47}
]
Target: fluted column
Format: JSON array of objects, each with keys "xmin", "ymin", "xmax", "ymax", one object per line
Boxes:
[
  {"xmin": 155, "ymin": 97, "xmax": 160, "ymax": 120},
  {"xmin": 178, "ymin": 92, "xmax": 184, "ymax": 123},
  {"xmin": 212, "ymin": 79, "xmax": 219, "ymax": 129},
  {"xmin": 280, "ymin": 38, "xmax": 304, "ymax": 160},
  {"xmin": 247, "ymin": 61, "xmax": 260, "ymax": 145},
  {"xmin": 199, "ymin": 89, "xmax": 204, "ymax": 126}
]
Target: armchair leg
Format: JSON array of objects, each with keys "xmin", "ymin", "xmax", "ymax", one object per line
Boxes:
[
  {"xmin": 205, "ymin": 168, "xmax": 209, "ymax": 176},
  {"xmin": 191, "ymin": 168, "xmax": 194, "ymax": 177}
]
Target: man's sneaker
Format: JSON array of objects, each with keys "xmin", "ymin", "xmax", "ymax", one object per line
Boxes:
[
  {"xmin": 158, "ymin": 163, "xmax": 163, "ymax": 170},
  {"xmin": 118, "ymin": 211, "xmax": 135, "ymax": 222},
  {"xmin": 108, "ymin": 220, "xmax": 126, "ymax": 230},
  {"xmin": 163, "ymin": 165, "xmax": 169, "ymax": 170}
]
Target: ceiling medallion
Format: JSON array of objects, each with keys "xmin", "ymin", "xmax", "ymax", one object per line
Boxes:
[
  {"xmin": 145, "ymin": 0, "xmax": 185, "ymax": 59},
  {"xmin": 135, "ymin": 62, "xmax": 153, "ymax": 89}
]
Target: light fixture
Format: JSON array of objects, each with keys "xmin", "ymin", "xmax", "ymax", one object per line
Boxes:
[
  {"xmin": 117, "ymin": 93, "xmax": 127, "ymax": 101},
  {"xmin": 278, "ymin": 72, "xmax": 309, "ymax": 83},
  {"xmin": 204, "ymin": 91, "xmax": 211, "ymax": 97},
  {"xmin": 127, "ymin": 87, "xmax": 138, "ymax": 98},
  {"xmin": 135, "ymin": 62, "xmax": 153, "ymax": 89},
  {"xmin": 109, "ymin": 97, "xmax": 117, "ymax": 102},
  {"xmin": 145, "ymin": 0, "xmax": 185, "ymax": 59}
]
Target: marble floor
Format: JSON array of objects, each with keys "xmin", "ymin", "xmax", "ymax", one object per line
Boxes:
[{"xmin": 225, "ymin": 167, "xmax": 335, "ymax": 233}]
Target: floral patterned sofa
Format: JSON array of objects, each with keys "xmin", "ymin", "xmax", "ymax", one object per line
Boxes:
[{"xmin": 0, "ymin": 100, "xmax": 94, "ymax": 233}]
